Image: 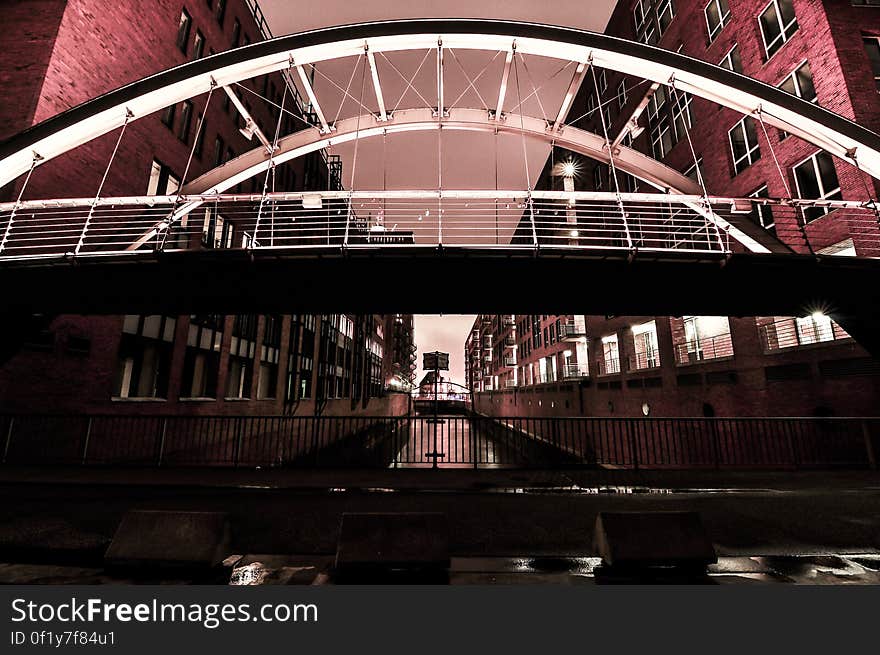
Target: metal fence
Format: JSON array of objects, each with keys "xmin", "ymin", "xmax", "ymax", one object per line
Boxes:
[{"xmin": 1, "ymin": 414, "xmax": 877, "ymax": 470}]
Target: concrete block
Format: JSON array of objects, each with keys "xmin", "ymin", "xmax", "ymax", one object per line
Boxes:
[
  {"xmin": 335, "ymin": 512, "xmax": 450, "ymax": 572},
  {"xmin": 593, "ymin": 511, "xmax": 716, "ymax": 569},
  {"xmin": 105, "ymin": 510, "xmax": 231, "ymax": 570}
]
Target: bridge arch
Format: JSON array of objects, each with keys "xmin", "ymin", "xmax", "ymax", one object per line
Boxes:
[{"xmin": 1, "ymin": 18, "xmax": 880, "ymax": 191}]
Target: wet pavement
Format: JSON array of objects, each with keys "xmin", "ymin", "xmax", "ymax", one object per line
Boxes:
[{"xmin": 2, "ymin": 553, "xmax": 880, "ymax": 585}]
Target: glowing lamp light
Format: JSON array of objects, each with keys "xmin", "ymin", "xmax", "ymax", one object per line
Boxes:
[
  {"xmin": 812, "ymin": 311, "xmax": 826, "ymax": 320},
  {"xmin": 561, "ymin": 160, "xmax": 577, "ymax": 177},
  {"xmin": 570, "ymin": 229, "xmax": 579, "ymax": 237}
]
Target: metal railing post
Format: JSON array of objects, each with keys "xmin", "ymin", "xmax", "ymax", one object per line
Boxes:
[
  {"xmin": 862, "ymin": 420, "xmax": 877, "ymax": 470},
  {"xmin": 627, "ymin": 420, "xmax": 639, "ymax": 471},
  {"xmin": 156, "ymin": 418, "xmax": 168, "ymax": 467},
  {"xmin": 528, "ymin": 193, "xmax": 538, "ymax": 249},
  {"xmin": 81, "ymin": 417, "xmax": 92, "ymax": 465},
  {"xmin": 2, "ymin": 417, "xmax": 15, "ymax": 464}
]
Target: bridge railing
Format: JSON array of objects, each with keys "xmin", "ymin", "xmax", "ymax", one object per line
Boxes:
[
  {"xmin": 4, "ymin": 190, "xmax": 875, "ymax": 261},
  {"xmin": 1, "ymin": 413, "xmax": 876, "ymax": 470}
]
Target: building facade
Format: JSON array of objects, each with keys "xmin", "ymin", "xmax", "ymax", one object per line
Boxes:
[
  {"xmin": 466, "ymin": 0, "xmax": 880, "ymax": 418},
  {"xmin": 0, "ymin": 1, "xmax": 412, "ymax": 417}
]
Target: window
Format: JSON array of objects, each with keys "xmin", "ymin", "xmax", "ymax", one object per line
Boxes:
[
  {"xmin": 647, "ymin": 84, "xmax": 667, "ymax": 121},
  {"xmin": 728, "ymin": 117, "xmax": 760, "ymax": 174},
  {"xmin": 176, "ymin": 9, "xmax": 192, "ymax": 54},
  {"xmin": 635, "ymin": 0, "xmax": 675, "ymax": 44},
  {"xmin": 231, "ymin": 18, "xmax": 241, "ymax": 48},
  {"xmin": 631, "ymin": 321, "xmax": 660, "ymax": 370},
  {"xmin": 704, "ymin": 0, "xmax": 730, "ymax": 42},
  {"xmin": 146, "ymin": 160, "xmax": 180, "ymax": 195},
  {"xmin": 593, "ymin": 165, "xmax": 603, "ymax": 190},
  {"xmin": 864, "ymin": 37, "xmax": 880, "ymax": 92},
  {"xmin": 181, "ymin": 315, "xmax": 223, "ymax": 398},
  {"xmin": 113, "ymin": 315, "xmax": 176, "ymax": 399},
  {"xmin": 201, "ymin": 209, "xmax": 233, "ymax": 249},
  {"xmin": 684, "ymin": 157, "xmax": 704, "ymax": 183},
  {"xmin": 598, "ymin": 68, "xmax": 608, "ymax": 94},
  {"xmin": 226, "ymin": 315, "xmax": 257, "ymax": 398},
  {"xmin": 600, "ymin": 334, "xmax": 620, "ymax": 375},
  {"xmin": 793, "ymin": 152, "xmax": 842, "ymax": 222},
  {"xmin": 676, "ymin": 316, "xmax": 733, "ymax": 364},
  {"xmin": 671, "ymin": 91, "xmax": 692, "ymax": 142},
  {"xmin": 213, "ymin": 135, "xmax": 225, "ymax": 167},
  {"xmin": 177, "ymin": 100, "xmax": 193, "ymax": 142},
  {"xmin": 852, "ymin": 0, "xmax": 880, "ymax": 5},
  {"xmin": 749, "ymin": 185, "xmax": 776, "ymax": 234},
  {"xmin": 759, "ymin": 0, "xmax": 799, "ymax": 59},
  {"xmin": 817, "ymin": 238, "xmax": 857, "ymax": 257},
  {"xmin": 651, "ymin": 116, "xmax": 673, "ymax": 159},
  {"xmin": 258, "ymin": 315, "xmax": 282, "ymax": 399},
  {"xmin": 617, "ymin": 80, "xmax": 628, "ymax": 109},
  {"xmin": 194, "ymin": 114, "xmax": 205, "ymax": 157},
  {"xmin": 779, "ymin": 61, "xmax": 817, "ymax": 103},
  {"xmin": 160, "ymin": 103, "xmax": 175, "ymax": 129},
  {"xmin": 215, "ymin": 0, "xmax": 226, "ymax": 26},
  {"xmin": 719, "ymin": 44, "xmax": 742, "ymax": 73},
  {"xmin": 192, "ymin": 30, "xmax": 205, "ymax": 60}
]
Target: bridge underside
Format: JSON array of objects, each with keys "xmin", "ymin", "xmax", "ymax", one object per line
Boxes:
[{"xmin": 2, "ymin": 248, "xmax": 878, "ymax": 320}]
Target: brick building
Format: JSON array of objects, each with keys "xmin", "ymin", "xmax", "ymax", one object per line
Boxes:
[
  {"xmin": 466, "ymin": 0, "xmax": 880, "ymax": 418},
  {"xmin": 0, "ymin": 1, "xmax": 412, "ymax": 417}
]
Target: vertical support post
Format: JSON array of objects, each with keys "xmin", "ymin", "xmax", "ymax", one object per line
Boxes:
[
  {"xmin": 433, "ymin": 362, "xmax": 440, "ymax": 469},
  {"xmin": 343, "ymin": 193, "xmax": 352, "ymax": 247},
  {"xmin": 863, "ymin": 420, "xmax": 877, "ymax": 470},
  {"xmin": 81, "ymin": 417, "xmax": 92, "ymax": 465},
  {"xmin": 2, "ymin": 417, "xmax": 15, "ymax": 464},
  {"xmin": 156, "ymin": 418, "xmax": 168, "ymax": 467},
  {"xmin": 528, "ymin": 192, "xmax": 538, "ymax": 248}
]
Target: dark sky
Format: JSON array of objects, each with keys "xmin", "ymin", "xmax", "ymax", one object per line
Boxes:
[{"xmin": 260, "ymin": 1, "xmax": 616, "ymax": 385}]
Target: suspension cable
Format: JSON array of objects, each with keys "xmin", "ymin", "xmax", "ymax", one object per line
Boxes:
[
  {"xmin": 755, "ymin": 106, "xmax": 814, "ymax": 255},
  {"xmin": 74, "ymin": 108, "xmax": 134, "ymax": 256},
  {"xmin": 590, "ymin": 58, "xmax": 633, "ymax": 251},
  {"xmin": 669, "ymin": 79, "xmax": 726, "ymax": 252},
  {"xmin": 344, "ymin": 52, "xmax": 368, "ymax": 247},
  {"xmin": 0, "ymin": 152, "xmax": 42, "ymax": 254},
  {"xmin": 160, "ymin": 81, "xmax": 216, "ymax": 249},
  {"xmin": 512, "ymin": 44, "xmax": 538, "ymax": 247},
  {"xmin": 253, "ymin": 77, "xmax": 289, "ymax": 247}
]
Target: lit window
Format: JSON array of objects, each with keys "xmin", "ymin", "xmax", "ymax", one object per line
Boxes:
[
  {"xmin": 793, "ymin": 152, "xmax": 842, "ymax": 222},
  {"xmin": 258, "ymin": 315, "xmax": 282, "ymax": 399},
  {"xmin": 176, "ymin": 9, "xmax": 192, "ymax": 54},
  {"xmin": 600, "ymin": 334, "xmax": 620, "ymax": 375},
  {"xmin": 719, "ymin": 44, "xmax": 742, "ymax": 73},
  {"xmin": 759, "ymin": 0, "xmax": 799, "ymax": 59},
  {"xmin": 728, "ymin": 117, "xmax": 761, "ymax": 174},
  {"xmin": 226, "ymin": 315, "xmax": 257, "ymax": 399},
  {"xmin": 631, "ymin": 321, "xmax": 660, "ymax": 370},
  {"xmin": 704, "ymin": 0, "xmax": 730, "ymax": 42},
  {"xmin": 817, "ymin": 238, "xmax": 857, "ymax": 257}
]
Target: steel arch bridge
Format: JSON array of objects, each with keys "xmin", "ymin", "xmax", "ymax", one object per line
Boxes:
[{"xmin": 0, "ymin": 18, "xmax": 879, "ymax": 345}]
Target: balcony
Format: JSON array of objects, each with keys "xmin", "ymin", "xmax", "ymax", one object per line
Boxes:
[
  {"xmin": 628, "ymin": 352, "xmax": 660, "ymax": 371},
  {"xmin": 503, "ymin": 336, "xmax": 516, "ymax": 348},
  {"xmin": 596, "ymin": 356, "xmax": 621, "ymax": 376},
  {"xmin": 481, "ymin": 316, "xmax": 492, "ymax": 325},
  {"xmin": 504, "ymin": 379, "xmax": 518, "ymax": 388},
  {"xmin": 562, "ymin": 363, "xmax": 589, "ymax": 379},
  {"xmin": 674, "ymin": 332, "xmax": 734, "ymax": 365},
  {"xmin": 759, "ymin": 316, "xmax": 851, "ymax": 353},
  {"xmin": 502, "ymin": 315, "xmax": 515, "ymax": 327},
  {"xmin": 559, "ymin": 323, "xmax": 588, "ymax": 341},
  {"xmin": 503, "ymin": 356, "xmax": 517, "ymax": 367}
]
